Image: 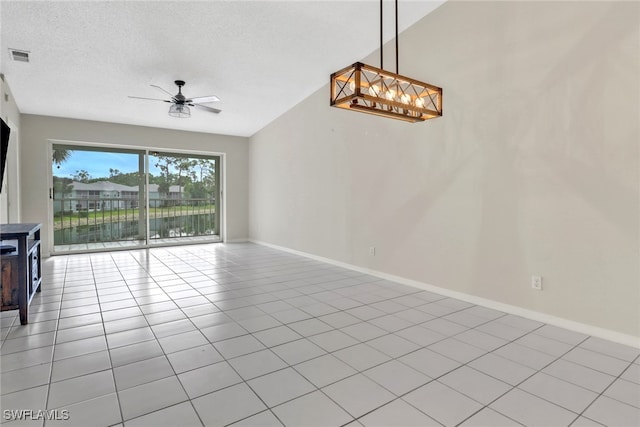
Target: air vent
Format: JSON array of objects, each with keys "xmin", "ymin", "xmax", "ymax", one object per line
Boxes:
[{"xmin": 9, "ymin": 49, "xmax": 30, "ymax": 62}]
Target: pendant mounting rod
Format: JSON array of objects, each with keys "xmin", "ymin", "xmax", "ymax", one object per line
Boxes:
[
  {"xmin": 380, "ymin": 0, "xmax": 383, "ymax": 70},
  {"xmin": 378, "ymin": 0, "xmax": 400, "ymax": 73},
  {"xmin": 395, "ymin": 0, "xmax": 399, "ymax": 74}
]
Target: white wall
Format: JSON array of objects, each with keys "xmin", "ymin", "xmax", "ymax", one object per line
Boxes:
[
  {"xmin": 249, "ymin": 1, "xmax": 640, "ymax": 338},
  {"xmin": 21, "ymin": 114, "xmax": 249, "ymax": 256},
  {"xmin": 1, "ymin": 76, "xmax": 21, "ymax": 223}
]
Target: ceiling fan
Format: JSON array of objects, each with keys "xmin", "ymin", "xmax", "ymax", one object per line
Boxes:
[{"xmin": 129, "ymin": 80, "xmax": 221, "ymax": 117}]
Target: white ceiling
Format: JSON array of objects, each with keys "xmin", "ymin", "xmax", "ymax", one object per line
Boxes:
[{"xmin": 1, "ymin": 1, "xmax": 444, "ymax": 137}]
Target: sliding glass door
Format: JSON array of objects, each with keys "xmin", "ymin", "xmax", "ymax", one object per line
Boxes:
[
  {"xmin": 51, "ymin": 143, "xmax": 221, "ymax": 253},
  {"xmin": 148, "ymin": 151, "xmax": 220, "ymax": 245}
]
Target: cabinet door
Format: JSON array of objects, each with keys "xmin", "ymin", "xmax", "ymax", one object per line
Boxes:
[{"xmin": 1, "ymin": 257, "xmax": 18, "ymax": 307}]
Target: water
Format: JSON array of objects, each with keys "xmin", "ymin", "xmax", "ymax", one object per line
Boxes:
[{"xmin": 54, "ymin": 214, "xmax": 216, "ymax": 245}]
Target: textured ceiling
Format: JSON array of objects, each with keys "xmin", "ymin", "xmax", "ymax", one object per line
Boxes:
[{"xmin": 1, "ymin": 1, "xmax": 444, "ymax": 137}]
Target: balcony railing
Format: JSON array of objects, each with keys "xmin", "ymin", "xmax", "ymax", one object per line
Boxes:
[{"xmin": 53, "ymin": 196, "xmax": 217, "ymax": 245}]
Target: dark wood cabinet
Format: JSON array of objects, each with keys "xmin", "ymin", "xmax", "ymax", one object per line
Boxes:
[
  {"xmin": 0, "ymin": 223, "xmax": 42, "ymax": 324},
  {"xmin": 1, "ymin": 256, "xmax": 19, "ymax": 308}
]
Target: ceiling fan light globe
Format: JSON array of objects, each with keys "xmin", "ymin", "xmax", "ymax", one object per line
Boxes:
[{"xmin": 168, "ymin": 104, "xmax": 191, "ymax": 118}]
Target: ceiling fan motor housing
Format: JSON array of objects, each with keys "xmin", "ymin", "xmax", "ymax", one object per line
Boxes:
[{"xmin": 174, "ymin": 80, "xmax": 186, "ymax": 102}]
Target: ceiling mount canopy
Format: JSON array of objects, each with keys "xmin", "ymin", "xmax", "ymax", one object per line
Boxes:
[{"xmin": 330, "ymin": 0, "xmax": 442, "ymax": 123}]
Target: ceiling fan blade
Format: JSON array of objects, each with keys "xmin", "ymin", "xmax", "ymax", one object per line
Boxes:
[
  {"xmin": 150, "ymin": 84, "xmax": 177, "ymax": 99},
  {"xmin": 188, "ymin": 95, "xmax": 220, "ymax": 104},
  {"xmin": 128, "ymin": 96, "xmax": 172, "ymax": 102},
  {"xmin": 193, "ymin": 104, "xmax": 222, "ymax": 114}
]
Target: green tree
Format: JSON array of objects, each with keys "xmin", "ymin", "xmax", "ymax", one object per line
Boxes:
[
  {"xmin": 186, "ymin": 181, "xmax": 208, "ymax": 199},
  {"xmin": 193, "ymin": 158, "xmax": 216, "ymax": 200},
  {"xmin": 148, "ymin": 173, "xmax": 163, "ymax": 185},
  {"xmin": 52, "ymin": 148, "xmax": 72, "ymax": 168},
  {"xmin": 109, "ymin": 172, "xmax": 141, "ymax": 186},
  {"xmin": 53, "ymin": 177, "xmax": 74, "ymax": 212},
  {"xmin": 153, "ymin": 155, "xmax": 174, "ymax": 205},
  {"xmin": 73, "ymin": 169, "xmax": 91, "ymax": 183},
  {"xmin": 195, "ymin": 159, "xmax": 215, "ymax": 182},
  {"xmin": 175, "ymin": 159, "xmax": 197, "ymax": 200},
  {"xmin": 151, "ymin": 155, "xmax": 215, "ymax": 203},
  {"xmin": 53, "ymin": 176, "xmax": 73, "ymax": 195}
]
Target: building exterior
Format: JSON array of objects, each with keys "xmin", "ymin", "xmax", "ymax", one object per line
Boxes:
[{"xmin": 53, "ymin": 181, "xmax": 184, "ymax": 213}]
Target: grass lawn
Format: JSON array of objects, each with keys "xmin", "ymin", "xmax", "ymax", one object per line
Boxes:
[{"xmin": 53, "ymin": 205, "xmax": 216, "ymax": 230}]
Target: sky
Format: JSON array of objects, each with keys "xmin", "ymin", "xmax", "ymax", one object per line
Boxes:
[{"xmin": 54, "ymin": 151, "xmax": 163, "ymax": 179}]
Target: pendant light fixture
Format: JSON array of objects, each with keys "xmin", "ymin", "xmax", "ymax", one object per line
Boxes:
[{"xmin": 330, "ymin": 0, "xmax": 442, "ymax": 122}]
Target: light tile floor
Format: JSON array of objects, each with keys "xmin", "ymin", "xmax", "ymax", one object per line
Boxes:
[{"xmin": 1, "ymin": 243, "xmax": 638, "ymax": 427}]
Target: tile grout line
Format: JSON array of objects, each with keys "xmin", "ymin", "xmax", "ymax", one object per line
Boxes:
[
  {"xmin": 569, "ymin": 352, "xmax": 640, "ymax": 426},
  {"xmin": 146, "ymin": 246, "xmax": 292, "ymax": 427},
  {"xmin": 42, "ymin": 255, "xmax": 68, "ymax": 427},
  {"xmin": 109, "ymin": 248, "xmax": 207, "ymax": 427},
  {"xmin": 94, "ymin": 254, "xmax": 127, "ymax": 427},
  {"xmin": 5, "ymin": 243, "xmax": 639, "ymax": 427},
  {"xmin": 138, "ymin": 245, "xmax": 358, "ymax": 426},
  {"xmin": 448, "ymin": 329, "xmax": 590, "ymax": 427}
]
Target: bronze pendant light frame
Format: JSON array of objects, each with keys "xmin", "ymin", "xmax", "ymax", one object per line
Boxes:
[{"xmin": 330, "ymin": 0, "xmax": 442, "ymax": 122}]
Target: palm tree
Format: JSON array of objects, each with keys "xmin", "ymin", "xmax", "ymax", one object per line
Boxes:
[
  {"xmin": 73, "ymin": 170, "xmax": 91, "ymax": 183},
  {"xmin": 52, "ymin": 148, "xmax": 72, "ymax": 166}
]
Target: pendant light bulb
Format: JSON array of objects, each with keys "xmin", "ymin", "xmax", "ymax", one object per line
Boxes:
[{"xmin": 385, "ymin": 89, "xmax": 396, "ymax": 101}]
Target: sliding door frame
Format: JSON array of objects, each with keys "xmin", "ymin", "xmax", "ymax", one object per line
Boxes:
[{"xmin": 46, "ymin": 138, "xmax": 226, "ymax": 255}]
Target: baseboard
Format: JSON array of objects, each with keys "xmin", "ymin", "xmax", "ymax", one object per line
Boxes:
[
  {"xmin": 250, "ymin": 239, "xmax": 640, "ymax": 348},
  {"xmin": 226, "ymin": 238, "xmax": 250, "ymax": 243}
]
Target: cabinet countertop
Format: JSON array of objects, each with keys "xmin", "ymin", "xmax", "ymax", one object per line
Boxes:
[{"xmin": 0, "ymin": 223, "xmax": 41, "ymax": 238}]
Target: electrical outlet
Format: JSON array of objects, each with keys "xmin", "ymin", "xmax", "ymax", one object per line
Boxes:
[
  {"xmin": 369, "ymin": 247, "xmax": 376, "ymax": 256},
  {"xmin": 531, "ymin": 275, "xmax": 543, "ymax": 291}
]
